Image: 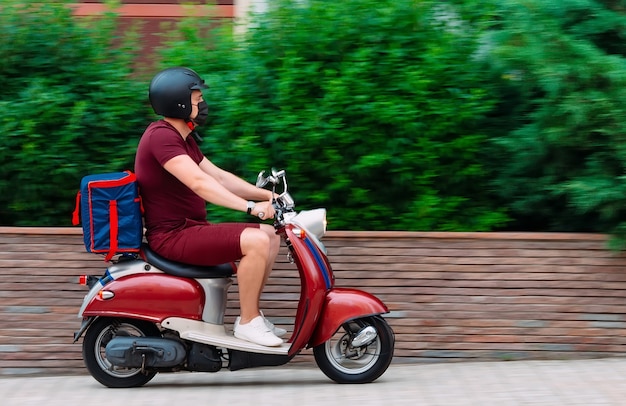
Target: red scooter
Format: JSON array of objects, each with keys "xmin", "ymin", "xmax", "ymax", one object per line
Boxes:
[{"xmin": 73, "ymin": 169, "xmax": 395, "ymax": 388}]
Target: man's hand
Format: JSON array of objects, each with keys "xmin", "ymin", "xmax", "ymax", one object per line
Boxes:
[{"xmin": 252, "ymin": 198, "xmax": 275, "ymax": 220}]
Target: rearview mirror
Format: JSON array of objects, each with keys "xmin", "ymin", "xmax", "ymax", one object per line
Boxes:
[{"xmin": 256, "ymin": 171, "xmax": 269, "ymax": 188}]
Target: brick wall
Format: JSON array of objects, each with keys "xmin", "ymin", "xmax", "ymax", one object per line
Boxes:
[{"xmin": 1, "ymin": 228, "xmax": 626, "ymax": 376}]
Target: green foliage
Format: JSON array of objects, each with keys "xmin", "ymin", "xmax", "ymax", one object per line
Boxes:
[
  {"xmin": 177, "ymin": 0, "xmax": 508, "ymax": 230},
  {"xmin": 480, "ymin": 0, "xmax": 626, "ymax": 235},
  {"xmin": 0, "ymin": 0, "xmax": 151, "ymax": 225},
  {"xmin": 3, "ymin": 0, "xmax": 626, "ymax": 241}
]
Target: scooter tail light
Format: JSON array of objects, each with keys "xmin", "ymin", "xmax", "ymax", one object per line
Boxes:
[
  {"xmin": 78, "ymin": 275, "xmax": 100, "ymax": 288},
  {"xmin": 293, "ymin": 228, "xmax": 306, "ymax": 239}
]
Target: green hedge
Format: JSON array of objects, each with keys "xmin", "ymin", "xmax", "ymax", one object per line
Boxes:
[
  {"xmin": 2, "ymin": 0, "xmax": 626, "ymax": 242},
  {"xmin": 479, "ymin": 0, "xmax": 626, "ymax": 242},
  {"xmin": 176, "ymin": 0, "xmax": 508, "ymax": 230},
  {"xmin": 0, "ymin": 1, "xmax": 151, "ymax": 225}
]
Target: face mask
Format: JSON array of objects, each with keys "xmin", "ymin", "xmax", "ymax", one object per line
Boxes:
[{"xmin": 193, "ymin": 101, "xmax": 209, "ymax": 126}]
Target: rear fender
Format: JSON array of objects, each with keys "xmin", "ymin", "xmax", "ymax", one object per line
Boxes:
[
  {"xmin": 77, "ymin": 259, "xmax": 150, "ymax": 318},
  {"xmin": 73, "ymin": 316, "xmax": 97, "ymax": 342},
  {"xmin": 308, "ymin": 288, "xmax": 388, "ymax": 348},
  {"xmin": 81, "ymin": 273, "xmax": 205, "ymax": 323}
]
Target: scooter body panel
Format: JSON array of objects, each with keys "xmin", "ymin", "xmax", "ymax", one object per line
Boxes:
[
  {"xmin": 308, "ymin": 287, "xmax": 389, "ymax": 348},
  {"xmin": 283, "ymin": 227, "xmax": 332, "ymax": 356},
  {"xmin": 82, "ymin": 273, "xmax": 205, "ymax": 323}
]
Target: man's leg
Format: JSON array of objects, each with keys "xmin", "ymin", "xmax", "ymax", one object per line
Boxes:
[
  {"xmin": 237, "ymin": 227, "xmax": 271, "ymax": 324},
  {"xmin": 260, "ymin": 224, "xmax": 280, "ymax": 284},
  {"xmin": 256, "ymin": 224, "xmax": 287, "ymax": 337},
  {"xmin": 234, "ymin": 227, "xmax": 283, "ymax": 346}
]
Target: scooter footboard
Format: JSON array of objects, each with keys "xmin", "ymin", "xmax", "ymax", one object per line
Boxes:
[{"xmin": 308, "ymin": 287, "xmax": 389, "ymax": 348}]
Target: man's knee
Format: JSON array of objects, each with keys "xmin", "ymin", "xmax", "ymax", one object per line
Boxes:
[
  {"xmin": 260, "ymin": 224, "xmax": 280, "ymax": 245},
  {"xmin": 240, "ymin": 228, "xmax": 271, "ymax": 256}
]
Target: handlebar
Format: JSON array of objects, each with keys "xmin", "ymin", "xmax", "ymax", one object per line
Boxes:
[
  {"xmin": 256, "ymin": 169, "xmax": 295, "ymax": 222},
  {"xmin": 256, "ymin": 169, "xmax": 327, "ymax": 242}
]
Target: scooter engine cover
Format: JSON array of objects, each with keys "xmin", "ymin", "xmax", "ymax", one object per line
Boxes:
[
  {"xmin": 105, "ymin": 336, "xmax": 186, "ymax": 368},
  {"xmin": 187, "ymin": 342, "xmax": 222, "ymax": 372}
]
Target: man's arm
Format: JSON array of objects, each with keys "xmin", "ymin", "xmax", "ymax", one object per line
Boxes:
[
  {"xmin": 164, "ymin": 154, "xmax": 252, "ymax": 213},
  {"xmin": 198, "ymin": 157, "xmax": 273, "ymax": 201}
]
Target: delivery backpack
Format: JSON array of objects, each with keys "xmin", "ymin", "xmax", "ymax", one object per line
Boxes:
[{"xmin": 72, "ymin": 170, "xmax": 143, "ymax": 261}]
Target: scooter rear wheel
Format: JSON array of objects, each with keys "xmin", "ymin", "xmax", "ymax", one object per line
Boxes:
[
  {"xmin": 82, "ymin": 317, "xmax": 161, "ymax": 388},
  {"xmin": 313, "ymin": 315, "xmax": 395, "ymax": 384}
]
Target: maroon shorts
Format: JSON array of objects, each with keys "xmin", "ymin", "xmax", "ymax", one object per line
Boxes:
[{"xmin": 147, "ymin": 219, "xmax": 260, "ymax": 266}]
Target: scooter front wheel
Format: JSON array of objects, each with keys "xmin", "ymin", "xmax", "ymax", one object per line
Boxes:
[
  {"xmin": 82, "ymin": 317, "xmax": 161, "ymax": 388},
  {"xmin": 313, "ymin": 315, "xmax": 395, "ymax": 384}
]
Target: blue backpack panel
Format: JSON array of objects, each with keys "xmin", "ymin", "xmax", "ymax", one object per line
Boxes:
[{"xmin": 72, "ymin": 171, "xmax": 143, "ymax": 261}]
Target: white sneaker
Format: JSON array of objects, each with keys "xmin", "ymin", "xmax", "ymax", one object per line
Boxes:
[
  {"xmin": 260, "ymin": 311, "xmax": 287, "ymax": 338},
  {"xmin": 234, "ymin": 316, "xmax": 283, "ymax": 347}
]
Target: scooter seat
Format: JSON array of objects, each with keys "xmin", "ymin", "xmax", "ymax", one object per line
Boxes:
[{"xmin": 142, "ymin": 244, "xmax": 235, "ymax": 279}]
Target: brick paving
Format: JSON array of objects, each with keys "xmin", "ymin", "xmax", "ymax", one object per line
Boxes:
[{"xmin": 2, "ymin": 358, "xmax": 626, "ymax": 405}]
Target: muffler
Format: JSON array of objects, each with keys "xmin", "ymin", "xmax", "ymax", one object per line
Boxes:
[{"xmin": 105, "ymin": 336, "xmax": 186, "ymax": 368}]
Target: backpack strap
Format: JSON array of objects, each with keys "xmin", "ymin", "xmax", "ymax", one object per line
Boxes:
[
  {"xmin": 105, "ymin": 200, "xmax": 118, "ymax": 262},
  {"xmin": 72, "ymin": 192, "xmax": 81, "ymax": 226}
]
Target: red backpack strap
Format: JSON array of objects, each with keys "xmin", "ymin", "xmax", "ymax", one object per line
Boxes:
[
  {"xmin": 72, "ymin": 191, "xmax": 81, "ymax": 226},
  {"xmin": 136, "ymin": 187, "xmax": 145, "ymax": 215},
  {"xmin": 105, "ymin": 200, "xmax": 118, "ymax": 262}
]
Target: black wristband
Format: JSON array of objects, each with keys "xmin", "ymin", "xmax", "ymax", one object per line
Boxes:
[{"xmin": 246, "ymin": 201, "xmax": 255, "ymax": 215}]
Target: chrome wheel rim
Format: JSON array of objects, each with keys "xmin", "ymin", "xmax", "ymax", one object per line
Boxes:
[
  {"xmin": 323, "ymin": 322, "xmax": 381, "ymax": 374},
  {"xmin": 94, "ymin": 322, "xmax": 146, "ymax": 378}
]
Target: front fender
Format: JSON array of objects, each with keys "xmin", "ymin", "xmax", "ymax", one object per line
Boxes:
[{"xmin": 309, "ymin": 288, "xmax": 388, "ymax": 348}]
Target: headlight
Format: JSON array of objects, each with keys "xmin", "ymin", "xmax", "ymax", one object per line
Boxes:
[{"xmin": 290, "ymin": 208, "xmax": 327, "ymax": 240}]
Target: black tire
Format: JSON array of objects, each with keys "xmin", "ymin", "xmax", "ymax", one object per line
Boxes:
[
  {"xmin": 82, "ymin": 317, "xmax": 161, "ymax": 388},
  {"xmin": 313, "ymin": 315, "xmax": 395, "ymax": 384}
]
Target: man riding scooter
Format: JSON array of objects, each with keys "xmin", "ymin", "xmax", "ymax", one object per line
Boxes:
[
  {"xmin": 135, "ymin": 67, "xmax": 284, "ymax": 346},
  {"xmin": 73, "ymin": 68, "xmax": 394, "ymax": 388}
]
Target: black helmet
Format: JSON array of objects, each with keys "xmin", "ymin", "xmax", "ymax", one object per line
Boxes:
[{"xmin": 149, "ymin": 67, "xmax": 208, "ymax": 119}]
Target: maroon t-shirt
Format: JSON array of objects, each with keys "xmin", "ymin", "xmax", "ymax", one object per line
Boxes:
[{"xmin": 135, "ymin": 120, "xmax": 206, "ymax": 236}]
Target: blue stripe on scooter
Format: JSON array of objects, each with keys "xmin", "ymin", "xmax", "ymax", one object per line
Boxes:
[{"xmin": 303, "ymin": 237, "xmax": 332, "ymax": 289}]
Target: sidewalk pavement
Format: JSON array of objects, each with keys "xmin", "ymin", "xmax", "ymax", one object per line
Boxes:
[{"xmin": 2, "ymin": 358, "xmax": 626, "ymax": 405}]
